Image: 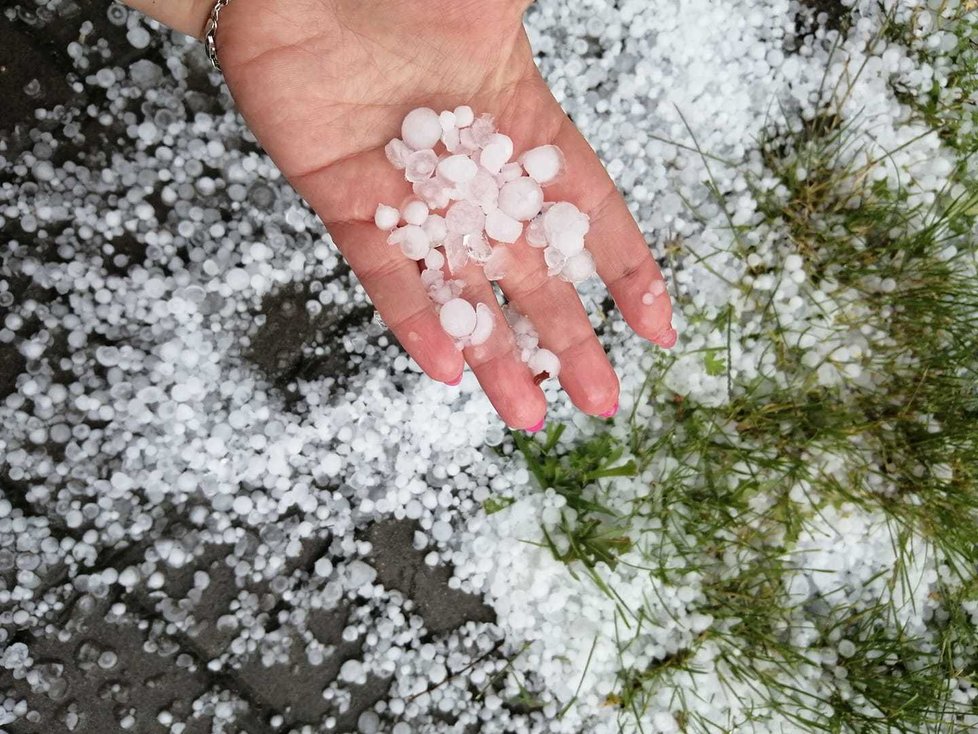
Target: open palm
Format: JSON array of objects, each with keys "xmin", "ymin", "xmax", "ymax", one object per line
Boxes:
[{"xmin": 217, "ymin": 0, "xmax": 675, "ymax": 429}]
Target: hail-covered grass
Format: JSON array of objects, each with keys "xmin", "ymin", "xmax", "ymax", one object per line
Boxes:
[{"xmin": 502, "ymin": 3, "xmax": 978, "ymax": 732}]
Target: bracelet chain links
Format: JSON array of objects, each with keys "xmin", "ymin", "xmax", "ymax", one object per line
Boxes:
[{"xmin": 204, "ymin": 0, "xmax": 233, "ymax": 72}]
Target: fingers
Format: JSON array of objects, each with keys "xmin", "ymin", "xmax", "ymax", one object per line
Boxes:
[
  {"xmin": 497, "ymin": 79, "xmax": 677, "ymax": 349},
  {"xmin": 327, "ymin": 221, "xmax": 464, "ymax": 384},
  {"xmin": 494, "ymin": 243, "xmax": 620, "ymax": 417},
  {"xmin": 449, "ymin": 262, "xmax": 547, "ymax": 430},
  {"xmin": 547, "ymin": 119, "xmax": 677, "ymax": 347}
]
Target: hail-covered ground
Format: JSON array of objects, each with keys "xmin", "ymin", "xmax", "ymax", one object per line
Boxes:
[{"xmin": 2, "ymin": 0, "xmax": 977, "ymax": 732}]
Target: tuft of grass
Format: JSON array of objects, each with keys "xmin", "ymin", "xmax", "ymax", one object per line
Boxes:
[
  {"xmin": 512, "ymin": 424, "xmax": 638, "ymax": 572},
  {"xmin": 885, "ymin": 3, "xmax": 978, "ymax": 152}
]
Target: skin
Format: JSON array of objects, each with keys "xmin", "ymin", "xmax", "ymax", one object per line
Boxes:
[{"xmin": 122, "ymin": 0, "xmax": 677, "ymax": 430}]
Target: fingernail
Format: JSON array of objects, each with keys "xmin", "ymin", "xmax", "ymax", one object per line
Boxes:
[
  {"xmin": 445, "ymin": 371, "xmax": 463, "ymax": 386},
  {"xmin": 525, "ymin": 417, "xmax": 546, "ymax": 433},
  {"xmin": 653, "ymin": 327, "xmax": 678, "ymax": 350},
  {"xmin": 599, "ymin": 402, "xmax": 619, "ymax": 419}
]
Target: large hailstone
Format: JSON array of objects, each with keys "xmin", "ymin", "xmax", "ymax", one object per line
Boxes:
[
  {"xmin": 439, "ymin": 299, "xmax": 495, "ymax": 347},
  {"xmin": 437, "ymin": 155, "xmax": 478, "ymax": 184},
  {"xmin": 520, "ymin": 145, "xmax": 566, "ymax": 185},
  {"xmin": 498, "ymin": 177, "xmax": 544, "ymax": 221},
  {"xmin": 485, "ymin": 209, "xmax": 522, "ymax": 244},
  {"xmin": 401, "ymin": 107, "xmax": 443, "ymax": 150},
  {"xmin": 439, "ymin": 298, "xmax": 477, "ymax": 338}
]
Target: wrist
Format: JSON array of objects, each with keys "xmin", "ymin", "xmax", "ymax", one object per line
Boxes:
[{"xmin": 119, "ymin": 0, "xmax": 215, "ymax": 39}]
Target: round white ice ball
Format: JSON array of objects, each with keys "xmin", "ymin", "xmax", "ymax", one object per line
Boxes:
[
  {"xmin": 520, "ymin": 145, "xmax": 566, "ymax": 185},
  {"xmin": 374, "ymin": 204, "xmax": 399, "ymax": 231},
  {"xmin": 401, "ymin": 107, "xmax": 442, "ymax": 150},
  {"xmin": 439, "ymin": 298, "xmax": 478, "ymax": 338},
  {"xmin": 497, "ymin": 177, "xmax": 544, "ymax": 221}
]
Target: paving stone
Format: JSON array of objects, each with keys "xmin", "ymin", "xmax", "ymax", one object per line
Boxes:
[
  {"xmin": 0, "ymin": 18, "xmax": 75, "ymax": 143},
  {"xmin": 247, "ymin": 283, "xmax": 374, "ymax": 396},
  {"xmin": 367, "ymin": 520, "xmax": 494, "ymax": 635},
  {"xmin": 2, "ymin": 595, "xmax": 270, "ymax": 734}
]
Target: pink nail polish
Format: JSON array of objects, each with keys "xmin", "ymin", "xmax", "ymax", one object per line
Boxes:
[
  {"xmin": 600, "ymin": 402, "xmax": 619, "ymax": 419},
  {"xmin": 445, "ymin": 372, "xmax": 463, "ymax": 386},
  {"xmin": 525, "ymin": 417, "xmax": 546, "ymax": 433},
  {"xmin": 653, "ymin": 327, "xmax": 678, "ymax": 350}
]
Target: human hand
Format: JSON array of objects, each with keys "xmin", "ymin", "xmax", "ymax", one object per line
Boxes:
[{"xmin": 215, "ymin": 0, "xmax": 676, "ymax": 429}]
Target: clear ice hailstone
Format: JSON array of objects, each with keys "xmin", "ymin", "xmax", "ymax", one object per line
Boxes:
[
  {"xmin": 544, "ymin": 246, "xmax": 566, "ymax": 276},
  {"xmin": 525, "ymin": 215, "xmax": 548, "ymax": 247},
  {"xmin": 443, "ymin": 234, "xmax": 469, "ymax": 274},
  {"xmin": 422, "ymin": 213, "xmax": 447, "ymax": 244},
  {"xmin": 401, "ymin": 199, "xmax": 429, "ymax": 226},
  {"xmin": 485, "ymin": 209, "xmax": 522, "ymax": 244},
  {"xmin": 560, "ymin": 250, "xmax": 596, "ymax": 283},
  {"xmin": 649, "ymin": 279, "xmax": 667, "ymax": 297},
  {"xmin": 641, "ymin": 293, "xmax": 655, "ymax": 306},
  {"xmin": 468, "ymin": 303, "xmax": 495, "ymax": 346},
  {"xmin": 445, "ymin": 201, "xmax": 486, "ymax": 235},
  {"xmin": 479, "ymin": 133, "xmax": 514, "ymax": 174},
  {"xmin": 482, "ymin": 248, "xmax": 509, "ymax": 281},
  {"xmin": 405, "ymin": 149, "xmax": 438, "ymax": 183},
  {"xmin": 357, "ymin": 710, "xmax": 380, "ymax": 734},
  {"xmin": 528, "ymin": 348, "xmax": 560, "ymax": 379},
  {"xmin": 389, "ymin": 225, "xmax": 431, "ymax": 260},
  {"xmin": 497, "ymin": 177, "xmax": 544, "ymax": 221},
  {"xmin": 384, "ymin": 138, "xmax": 412, "ymax": 170},
  {"xmin": 374, "ymin": 204, "xmax": 400, "ymax": 231},
  {"xmin": 464, "ymin": 232, "xmax": 492, "ymax": 263},
  {"xmin": 454, "ymin": 105, "xmax": 474, "ymax": 128},
  {"xmin": 437, "ymin": 155, "xmax": 478, "ymax": 184},
  {"xmin": 401, "ymin": 107, "xmax": 442, "ymax": 150},
  {"xmin": 520, "ymin": 144, "xmax": 566, "ymax": 185},
  {"xmin": 440, "ymin": 298, "xmax": 478, "ymax": 338}
]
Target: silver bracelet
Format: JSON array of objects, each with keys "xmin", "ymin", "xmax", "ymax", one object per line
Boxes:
[{"xmin": 204, "ymin": 0, "xmax": 234, "ymax": 72}]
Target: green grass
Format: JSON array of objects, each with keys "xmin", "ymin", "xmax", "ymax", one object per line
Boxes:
[
  {"xmin": 498, "ymin": 5, "xmax": 978, "ymax": 732},
  {"xmin": 885, "ymin": 2, "xmax": 978, "ymax": 151}
]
